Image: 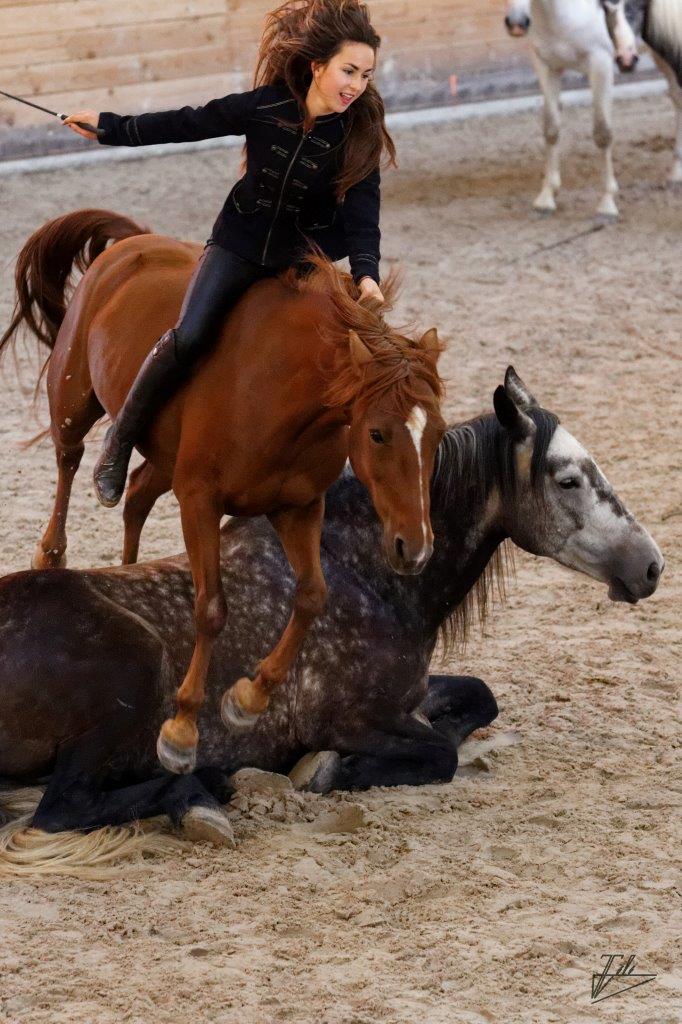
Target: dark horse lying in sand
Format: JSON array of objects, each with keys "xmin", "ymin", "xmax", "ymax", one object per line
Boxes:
[{"xmin": 0, "ymin": 370, "xmax": 663, "ymax": 844}]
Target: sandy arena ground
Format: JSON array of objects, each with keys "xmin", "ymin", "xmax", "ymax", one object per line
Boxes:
[{"xmin": 0, "ymin": 94, "xmax": 679, "ymax": 1023}]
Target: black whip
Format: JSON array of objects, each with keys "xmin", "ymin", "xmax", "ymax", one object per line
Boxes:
[{"xmin": 0, "ymin": 89, "xmax": 104, "ymax": 138}]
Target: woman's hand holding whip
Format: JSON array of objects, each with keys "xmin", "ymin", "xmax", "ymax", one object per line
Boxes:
[{"xmin": 62, "ymin": 111, "xmax": 101, "ymax": 141}]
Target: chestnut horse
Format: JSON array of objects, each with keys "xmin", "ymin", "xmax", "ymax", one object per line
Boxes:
[{"xmin": 1, "ymin": 210, "xmax": 445, "ymax": 775}]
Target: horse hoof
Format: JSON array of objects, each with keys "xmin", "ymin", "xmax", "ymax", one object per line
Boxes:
[
  {"xmin": 594, "ymin": 211, "xmax": 618, "ymax": 226},
  {"xmin": 288, "ymin": 751, "xmax": 342, "ymax": 794},
  {"xmin": 181, "ymin": 805, "xmax": 235, "ymax": 848},
  {"xmin": 532, "ymin": 205, "xmax": 556, "ymax": 218},
  {"xmin": 220, "ymin": 690, "xmax": 262, "ymax": 731},
  {"xmin": 156, "ymin": 731, "xmax": 197, "ymax": 775},
  {"xmin": 595, "ymin": 195, "xmax": 619, "ymax": 221}
]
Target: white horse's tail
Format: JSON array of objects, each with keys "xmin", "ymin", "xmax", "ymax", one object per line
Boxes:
[{"xmin": 645, "ymin": 0, "xmax": 682, "ymax": 82}]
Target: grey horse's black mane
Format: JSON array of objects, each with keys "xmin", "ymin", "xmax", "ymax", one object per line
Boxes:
[{"xmin": 431, "ymin": 406, "xmax": 560, "ymax": 653}]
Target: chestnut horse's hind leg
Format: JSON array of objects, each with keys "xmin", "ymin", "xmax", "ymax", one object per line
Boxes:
[
  {"xmin": 122, "ymin": 459, "xmax": 172, "ymax": 565},
  {"xmin": 222, "ymin": 497, "xmax": 326, "ymax": 728},
  {"xmin": 157, "ymin": 489, "xmax": 226, "ymax": 774},
  {"xmin": 33, "ymin": 395, "xmax": 103, "ymax": 570}
]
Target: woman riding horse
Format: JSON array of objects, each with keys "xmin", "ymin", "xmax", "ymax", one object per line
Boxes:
[{"xmin": 64, "ymin": 0, "xmax": 395, "ymax": 508}]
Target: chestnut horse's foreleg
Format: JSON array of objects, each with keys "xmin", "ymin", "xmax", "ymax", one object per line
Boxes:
[
  {"xmin": 222, "ymin": 497, "xmax": 327, "ymax": 728},
  {"xmin": 157, "ymin": 490, "xmax": 225, "ymax": 774},
  {"xmin": 122, "ymin": 459, "xmax": 171, "ymax": 565}
]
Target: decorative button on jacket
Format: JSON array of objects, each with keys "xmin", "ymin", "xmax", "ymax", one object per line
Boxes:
[{"xmin": 98, "ymin": 84, "xmax": 381, "ymax": 284}]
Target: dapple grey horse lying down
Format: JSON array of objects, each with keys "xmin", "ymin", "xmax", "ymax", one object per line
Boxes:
[{"xmin": 0, "ymin": 369, "xmax": 663, "ymax": 845}]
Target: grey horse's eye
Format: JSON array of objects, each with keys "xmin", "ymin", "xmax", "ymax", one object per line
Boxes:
[{"xmin": 558, "ymin": 477, "xmax": 581, "ymax": 490}]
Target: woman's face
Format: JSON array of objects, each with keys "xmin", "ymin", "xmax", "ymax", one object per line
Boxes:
[{"xmin": 311, "ymin": 41, "xmax": 376, "ymax": 113}]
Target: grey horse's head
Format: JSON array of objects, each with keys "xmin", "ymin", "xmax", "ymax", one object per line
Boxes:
[
  {"xmin": 504, "ymin": 0, "xmax": 531, "ymax": 36},
  {"xmin": 494, "ymin": 367, "xmax": 664, "ymax": 604},
  {"xmin": 600, "ymin": 0, "xmax": 640, "ymax": 71}
]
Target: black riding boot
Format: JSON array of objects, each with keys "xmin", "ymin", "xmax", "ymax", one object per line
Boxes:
[{"xmin": 93, "ymin": 329, "xmax": 185, "ymax": 507}]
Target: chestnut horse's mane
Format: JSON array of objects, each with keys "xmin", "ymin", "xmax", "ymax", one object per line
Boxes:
[{"xmin": 281, "ymin": 255, "xmax": 445, "ymax": 419}]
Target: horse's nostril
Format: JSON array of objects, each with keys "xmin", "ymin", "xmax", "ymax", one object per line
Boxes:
[
  {"xmin": 617, "ymin": 53, "xmax": 639, "ymax": 73},
  {"xmin": 647, "ymin": 561, "xmax": 661, "ymax": 582},
  {"xmin": 395, "ymin": 536, "xmax": 405, "ymax": 562},
  {"xmin": 504, "ymin": 15, "xmax": 512, "ymax": 27}
]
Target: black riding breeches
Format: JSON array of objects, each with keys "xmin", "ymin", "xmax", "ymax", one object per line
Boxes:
[{"xmin": 173, "ymin": 242, "xmax": 275, "ymax": 364}]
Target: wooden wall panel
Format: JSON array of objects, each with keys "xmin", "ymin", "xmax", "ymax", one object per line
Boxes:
[{"xmin": 0, "ymin": 1, "xmax": 531, "ymax": 133}]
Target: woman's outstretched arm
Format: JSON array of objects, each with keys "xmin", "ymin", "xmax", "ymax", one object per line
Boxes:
[{"xmin": 64, "ymin": 89, "xmax": 261, "ymax": 147}]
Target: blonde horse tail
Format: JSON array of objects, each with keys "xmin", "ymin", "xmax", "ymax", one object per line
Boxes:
[{"xmin": 0, "ymin": 782, "xmax": 181, "ymax": 880}]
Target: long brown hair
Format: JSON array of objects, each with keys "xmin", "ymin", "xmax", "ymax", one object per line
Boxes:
[{"xmin": 254, "ymin": 0, "xmax": 397, "ymax": 196}]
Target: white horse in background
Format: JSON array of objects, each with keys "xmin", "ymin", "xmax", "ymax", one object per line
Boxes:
[
  {"xmin": 505, "ymin": 0, "xmax": 638, "ymax": 217},
  {"xmin": 623, "ymin": 0, "xmax": 682, "ymax": 183}
]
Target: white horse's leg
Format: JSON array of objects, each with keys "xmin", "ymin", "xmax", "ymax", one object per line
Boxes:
[
  {"xmin": 671, "ymin": 88, "xmax": 682, "ymax": 184},
  {"xmin": 533, "ymin": 57, "xmax": 563, "ymax": 213},
  {"xmin": 589, "ymin": 50, "xmax": 619, "ymax": 219},
  {"xmin": 652, "ymin": 53, "xmax": 682, "ymax": 184}
]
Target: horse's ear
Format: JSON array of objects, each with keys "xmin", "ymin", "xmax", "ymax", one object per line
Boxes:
[
  {"xmin": 348, "ymin": 329, "xmax": 372, "ymax": 371},
  {"xmin": 494, "ymin": 384, "xmax": 536, "ymax": 443},
  {"xmin": 421, "ymin": 327, "xmax": 442, "ymax": 364},
  {"xmin": 504, "ymin": 365, "xmax": 537, "ymax": 410}
]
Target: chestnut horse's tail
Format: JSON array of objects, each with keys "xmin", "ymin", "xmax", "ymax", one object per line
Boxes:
[{"xmin": 0, "ymin": 208, "xmax": 149, "ymax": 358}]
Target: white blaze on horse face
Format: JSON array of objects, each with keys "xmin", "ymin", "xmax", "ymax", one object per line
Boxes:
[{"xmin": 405, "ymin": 405, "xmax": 430, "ymax": 558}]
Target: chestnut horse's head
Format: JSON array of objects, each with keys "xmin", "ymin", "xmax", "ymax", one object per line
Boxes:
[
  {"xmin": 344, "ymin": 327, "xmax": 445, "ymax": 575},
  {"xmin": 289, "ymin": 257, "xmax": 446, "ymax": 575},
  {"xmin": 303, "ymin": 258, "xmax": 446, "ymax": 575}
]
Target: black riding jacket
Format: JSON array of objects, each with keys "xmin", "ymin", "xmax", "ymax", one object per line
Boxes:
[{"xmin": 98, "ymin": 84, "xmax": 381, "ymax": 284}]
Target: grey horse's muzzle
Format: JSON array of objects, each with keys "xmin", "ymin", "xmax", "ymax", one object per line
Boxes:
[{"xmin": 607, "ymin": 538, "xmax": 664, "ymax": 603}]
